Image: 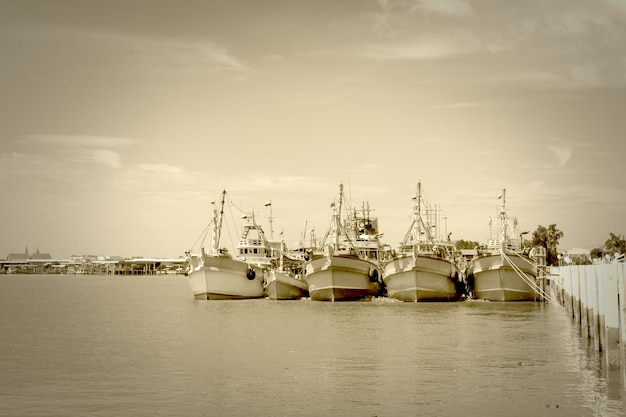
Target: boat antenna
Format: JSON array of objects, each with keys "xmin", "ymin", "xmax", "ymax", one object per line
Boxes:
[
  {"xmin": 265, "ymin": 201, "xmax": 274, "ymax": 241},
  {"xmin": 301, "ymin": 220, "xmax": 307, "ymax": 248}
]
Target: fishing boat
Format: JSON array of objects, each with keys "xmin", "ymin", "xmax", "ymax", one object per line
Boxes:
[
  {"xmin": 259, "ymin": 203, "xmax": 309, "ymax": 300},
  {"xmin": 382, "ymin": 181, "xmax": 462, "ymax": 302},
  {"xmin": 465, "ymin": 189, "xmax": 538, "ymax": 301},
  {"xmin": 185, "ymin": 190, "xmax": 265, "ymax": 300},
  {"xmin": 304, "ymin": 184, "xmax": 384, "ymax": 301},
  {"xmin": 264, "ymin": 250, "xmax": 309, "ymax": 300}
]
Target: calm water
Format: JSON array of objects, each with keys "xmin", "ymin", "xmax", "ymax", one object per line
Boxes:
[{"xmin": 0, "ymin": 275, "xmax": 624, "ymax": 417}]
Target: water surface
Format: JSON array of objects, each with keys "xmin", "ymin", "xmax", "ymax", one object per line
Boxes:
[{"xmin": 0, "ymin": 275, "xmax": 624, "ymax": 416}]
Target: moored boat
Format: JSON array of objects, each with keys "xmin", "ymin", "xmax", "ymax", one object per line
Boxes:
[
  {"xmin": 186, "ymin": 190, "xmax": 265, "ymax": 300},
  {"xmin": 243, "ymin": 202, "xmax": 309, "ymax": 300},
  {"xmin": 465, "ymin": 189, "xmax": 538, "ymax": 301},
  {"xmin": 304, "ymin": 184, "xmax": 384, "ymax": 301},
  {"xmin": 263, "ymin": 239, "xmax": 309, "ymax": 300},
  {"xmin": 383, "ymin": 181, "xmax": 462, "ymax": 302},
  {"xmin": 264, "ymin": 257, "xmax": 309, "ymax": 300}
]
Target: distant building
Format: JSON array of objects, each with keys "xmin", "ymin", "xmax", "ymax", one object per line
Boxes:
[
  {"xmin": 30, "ymin": 247, "xmax": 52, "ymax": 260},
  {"xmin": 6, "ymin": 252, "xmax": 30, "ymax": 261},
  {"xmin": 7, "ymin": 246, "xmax": 30, "ymax": 261},
  {"xmin": 6, "ymin": 246, "xmax": 52, "ymax": 261},
  {"xmin": 562, "ymin": 247, "xmax": 591, "ymax": 265}
]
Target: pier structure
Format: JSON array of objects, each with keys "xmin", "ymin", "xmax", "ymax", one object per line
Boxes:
[
  {"xmin": 551, "ymin": 263, "xmax": 626, "ymax": 381},
  {"xmin": 0, "ymin": 257, "xmax": 187, "ymax": 275},
  {"xmin": 110, "ymin": 258, "xmax": 187, "ymax": 275}
]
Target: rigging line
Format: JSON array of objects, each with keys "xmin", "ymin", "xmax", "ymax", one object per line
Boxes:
[
  {"xmin": 190, "ymin": 220, "xmax": 213, "ymax": 252},
  {"xmin": 225, "ymin": 193, "xmax": 248, "ymax": 215},
  {"xmin": 506, "ymin": 253, "xmax": 558, "ymax": 306},
  {"xmin": 317, "ymin": 217, "xmax": 334, "ymax": 251},
  {"xmin": 224, "ymin": 197, "xmax": 240, "ymax": 252},
  {"xmin": 502, "ymin": 252, "xmax": 561, "ymax": 307}
]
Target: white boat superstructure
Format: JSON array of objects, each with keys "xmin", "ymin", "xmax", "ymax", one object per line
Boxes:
[
  {"xmin": 305, "ymin": 184, "xmax": 382, "ymax": 301},
  {"xmin": 186, "ymin": 190, "xmax": 265, "ymax": 300},
  {"xmin": 466, "ymin": 189, "xmax": 539, "ymax": 301},
  {"xmin": 383, "ymin": 181, "xmax": 462, "ymax": 301}
]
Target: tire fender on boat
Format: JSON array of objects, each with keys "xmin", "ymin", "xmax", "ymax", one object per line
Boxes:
[{"xmin": 246, "ymin": 268, "xmax": 256, "ymax": 280}]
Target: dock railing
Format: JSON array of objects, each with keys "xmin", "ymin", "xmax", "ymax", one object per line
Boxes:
[{"xmin": 551, "ymin": 263, "xmax": 626, "ymax": 371}]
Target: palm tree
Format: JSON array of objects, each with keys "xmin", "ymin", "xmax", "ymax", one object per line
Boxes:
[
  {"xmin": 604, "ymin": 233, "xmax": 626, "ymax": 258},
  {"xmin": 531, "ymin": 224, "xmax": 564, "ymax": 266}
]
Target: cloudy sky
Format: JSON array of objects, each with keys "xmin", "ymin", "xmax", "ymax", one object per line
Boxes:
[{"xmin": 1, "ymin": 0, "xmax": 625, "ymax": 259}]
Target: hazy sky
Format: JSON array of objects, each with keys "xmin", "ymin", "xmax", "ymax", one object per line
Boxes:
[{"xmin": 1, "ymin": 0, "xmax": 625, "ymax": 259}]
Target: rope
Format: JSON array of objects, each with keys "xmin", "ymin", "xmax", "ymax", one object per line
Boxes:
[
  {"xmin": 503, "ymin": 252, "xmax": 558, "ymax": 305},
  {"xmin": 189, "ymin": 220, "xmax": 212, "ymax": 253},
  {"xmin": 502, "ymin": 251, "xmax": 562, "ymax": 308}
]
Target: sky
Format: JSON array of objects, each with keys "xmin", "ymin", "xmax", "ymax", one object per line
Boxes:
[{"xmin": 1, "ymin": 0, "xmax": 625, "ymax": 259}]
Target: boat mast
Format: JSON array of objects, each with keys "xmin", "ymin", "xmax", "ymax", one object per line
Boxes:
[
  {"xmin": 416, "ymin": 181, "xmax": 422, "ymax": 244},
  {"xmin": 335, "ymin": 183, "xmax": 344, "ymax": 248},
  {"xmin": 499, "ymin": 188, "xmax": 507, "ymax": 252},
  {"xmin": 400, "ymin": 180, "xmax": 427, "ymax": 250},
  {"xmin": 213, "ymin": 190, "xmax": 226, "ymax": 252},
  {"xmin": 416, "ymin": 181, "xmax": 436, "ymax": 244}
]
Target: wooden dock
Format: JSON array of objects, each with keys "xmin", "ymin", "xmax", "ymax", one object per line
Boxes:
[{"xmin": 551, "ymin": 264, "xmax": 626, "ymax": 376}]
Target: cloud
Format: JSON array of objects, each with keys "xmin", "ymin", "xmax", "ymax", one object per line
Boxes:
[
  {"xmin": 264, "ymin": 54, "xmax": 285, "ymax": 62},
  {"xmin": 23, "ymin": 135, "xmax": 137, "ymax": 148},
  {"xmin": 411, "ymin": 0, "xmax": 474, "ymax": 17},
  {"xmin": 19, "ymin": 134, "xmax": 137, "ymax": 170},
  {"xmin": 359, "ymin": 33, "xmax": 480, "ymax": 60},
  {"xmin": 193, "ymin": 41, "xmax": 253, "ymax": 73},
  {"xmin": 12, "ymin": 24, "xmax": 254, "ymax": 76},
  {"xmin": 359, "ymin": 0, "xmax": 626, "ymax": 88},
  {"xmin": 91, "ymin": 149, "xmax": 122, "ymax": 169},
  {"xmin": 548, "ymin": 146, "xmax": 573, "ymax": 168},
  {"xmin": 137, "ymin": 163, "xmax": 183, "ymax": 174},
  {"xmin": 86, "ymin": 31, "xmax": 255, "ymax": 75},
  {"xmin": 433, "ymin": 101, "xmax": 518, "ymax": 109}
]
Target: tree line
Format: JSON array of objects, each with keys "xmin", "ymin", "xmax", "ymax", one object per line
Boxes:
[{"xmin": 454, "ymin": 224, "xmax": 625, "ymax": 266}]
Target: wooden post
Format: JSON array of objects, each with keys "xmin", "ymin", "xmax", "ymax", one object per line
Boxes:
[
  {"xmin": 618, "ymin": 264, "xmax": 626, "ymax": 372},
  {"xmin": 580, "ymin": 266, "xmax": 589, "ymax": 338},
  {"xmin": 604, "ymin": 264, "xmax": 621, "ymax": 368},
  {"xmin": 585, "ymin": 265, "xmax": 599, "ymax": 351},
  {"xmin": 564, "ymin": 266, "xmax": 573, "ymax": 314},
  {"xmin": 597, "ymin": 265, "xmax": 606, "ymax": 354}
]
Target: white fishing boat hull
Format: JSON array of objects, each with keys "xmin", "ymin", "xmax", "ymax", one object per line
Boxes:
[
  {"xmin": 264, "ymin": 269, "xmax": 309, "ymax": 300},
  {"xmin": 187, "ymin": 254, "xmax": 265, "ymax": 300},
  {"xmin": 468, "ymin": 253, "xmax": 537, "ymax": 301},
  {"xmin": 383, "ymin": 254, "xmax": 459, "ymax": 302},
  {"xmin": 305, "ymin": 254, "xmax": 380, "ymax": 301}
]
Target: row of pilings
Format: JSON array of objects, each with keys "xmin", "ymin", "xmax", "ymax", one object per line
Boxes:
[{"xmin": 551, "ymin": 263, "xmax": 626, "ymax": 371}]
